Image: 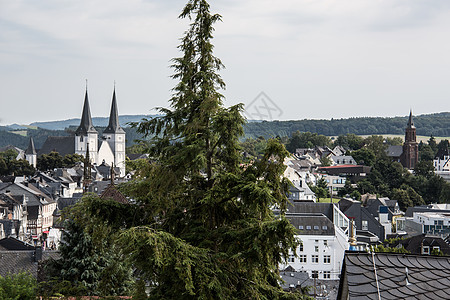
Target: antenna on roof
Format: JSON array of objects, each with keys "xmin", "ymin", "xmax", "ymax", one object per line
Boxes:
[{"xmin": 85, "ymin": 79, "xmax": 88, "ymax": 91}]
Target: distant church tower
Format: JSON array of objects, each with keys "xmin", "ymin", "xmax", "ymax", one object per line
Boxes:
[
  {"xmin": 75, "ymin": 89, "xmax": 98, "ymax": 164},
  {"xmin": 102, "ymin": 88, "xmax": 126, "ymax": 177},
  {"xmin": 401, "ymin": 110, "xmax": 419, "ymax": 169},
  {"xmin": 25, "ymin": 137, "xmax": 37, "ymax": 168}
]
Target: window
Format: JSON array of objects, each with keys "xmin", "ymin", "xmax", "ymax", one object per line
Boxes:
[
  {"xmin": 323, "ymin": 271, "xmax": 331, "ymax": 279},
  {"xmin": 315, "ymin": 240, "xmax": 319, "ymax": 243},
  {"xmin": 312, "ymin": 255, "xmax": 319, "ymax": 263},
  {"xmin": 312, "ymin": 271, "xmax": 318, "ymax": 279},
  {"xmin": 322, "ymin": 226, "xmax": 328, "ymax": 230},
  {"xmin": 324, "ymin": 240, "xmax": 328, "ymax": 246},
  {"xmin": 314, "ymin": 225, "xmax": 319, "ymax": 230},
  {"xmin": 362, "ymin": 220, "xmax": 368, "ymax": 231},
  {"xmin": 315, "ymin": 246, "xmax": 319, "ymax": 252},
  {"xmin": 324, "ymin": 255, "xmax": 331, "ymax": 264},
  {"xmin": 422, "ymin": 246, "xmax": 430, "ymax": 255},
  {"xmin": 299, "ymin": 243, "xmax": 304, "ymax": 252},
  {"xmin": 288, "ymin": 255, "xmax": 295, "ymax": 263},
  {"xmin": 299, "ymin": 225, "xmax": 304, "ymax": 230},
  {"xmin": 299, "ymin": 255, "xmax": 307, "ymax": 263},
  {"xmin": 306, "ymin": 226, "xmax": 311, "ymax": 230}
]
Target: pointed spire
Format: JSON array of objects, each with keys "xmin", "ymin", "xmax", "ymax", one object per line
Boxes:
[
  {"xmin": 25, "ymin": 137, "xmax": 36, "ymax": 155},
  {"xmin": 75, "ymin": 88, "xmax": 98, "ymax": 135},
  {"xmin": 103, "ymin": 86, "xmax": 125, "ymax": 134},
  {"xmin": 407, "ymin": 110, "xmax": 415, "ymax": 129},
  {"xmin": 83, "ymin": 143, "xmax": 92, "ymax": 193}
]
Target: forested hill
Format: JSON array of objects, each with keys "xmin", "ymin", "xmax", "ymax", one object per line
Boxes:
[
  {"xmin": 244, "ymin": 112, "xmax": 450, "ymax": 139},
  {"xmin": 1, "ymin": 112, "xmax": 449, "ymax": 149}
]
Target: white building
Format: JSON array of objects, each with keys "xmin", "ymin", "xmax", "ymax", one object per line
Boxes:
[
  {"xmin": 434, "ymin": 154, "xmax": 450, "ymax": 182},
  {"xmin": 281, "ymin": 203, "xmax": 350, "ymax": 280},
  {"xmin": 39, "ymin": 88, "xmax": 127, "ymax": 177},
  {"xmin": 397, "ymin": 211, "xmax": 450, "ymax": 237},
  {"xmin": 320, "ymin": 174, "xmax": 347, "ymax": 196}
]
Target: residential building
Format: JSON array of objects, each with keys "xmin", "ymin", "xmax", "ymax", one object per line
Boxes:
[
  {"xmin": 280, "ymin": 202, "xmax": 350, "ymax": 280},
  {"xmin": 319, "ymin": 174, "xmax": 346, "ymax": 196},
  {"xmin": 384, "ymin": 234, "xmax": 450, "ymax": 255},
  {"xmin": 434, "ymin": 146, "xmax": 450, "ymax": 182},
  {"xmin": 397, "ymin": 211, "xmax": 450, "ymax": 238},
  {"xmin": 338, "ymin": 198, "xmax": 388, "ymax": 242},
  {"xmin": 330, "ymin": 155, "xmax": 356, "ymax": 166},
  {"xmin": 0, "ymin": 182, "xmax": 57, "ymax": 240}
]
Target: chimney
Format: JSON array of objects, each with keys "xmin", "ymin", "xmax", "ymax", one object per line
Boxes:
[{"xmin": 34, "ymin": 246, "xmax": 42, "ymax": 262}]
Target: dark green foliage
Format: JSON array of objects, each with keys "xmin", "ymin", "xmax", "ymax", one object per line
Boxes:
[
  {"xmin": 240, "ymin": 136, "xmax": 268, "ymax": 158},
  {"xmin": 132, "ymin": 279, "xmax": 148, "ymax": 300},
  {"xmin": 333, "ymin": 134, "xmax": 365, "ymax": 150},
  {"xmin": 0, "ymin": 272, "xmax": 37, "ymax": 300},
  {"xmin": 82, "ymin": 0, "xmax": 302, "ymax": 298},
  {"xmin": 319, "ymin": 156, "xmax": 332, "ymax": 167},
  {"xmin": 244, "ymin": 112, "xmax": 450, "ymax": 139},
  {"xmin": 37, "ymin": 152, "xmax": 84, "ymax": 171},
  {"xmin": 37, "ymin": 152, "xmax": 64, "ymax": 171},
  {"xmin": 428, "ymin": 135, "xmax": 438, "ymax": 153},
  {"xmin": 431, "ymin": 248, "xmax": 445, "ymax": 256},
  {"xmin": 338, "ymin": 180, "xmax": 355, "ymax": 197},
  {"xmin": 373, "ymin": 244, "xmax": 410, "ymax": 254},
  {"xmin": 310, "ymin": 178, "xmax": 330, "ymax": 200},
  {"xmin": 351, "ymin": 148, "xmax": 376, "ymax": 166},
  {"xmin": 437, "ymin": 139, "xmax": 449, "ymax": 154},
  {"xmin": 363, "ymin": 135, "xmax": 388, "ymax": 159},
  {"xmin": 62, "ymin": 153, "xmax": 84, "ymax": 168},
  {"xmin": 0, "ymin": 149, "xmax": 35, "ymax": 176},
  {"xmin": 419, "ymin": 144, "xmax": 435, "ymax": 161},
  {"xmin": 44, "ymin": 210, "xmax": 133, "ymax": 297},
  {"xmin": 350, "ymin": 190, "xmax": 361, "ymax": 200},
  {"xmin": 286, "ymin": 131, "xmax": 331, "ymax": 153},
  {"xmin": 414, "ymin": 160, "xmax": 435, "ymax": 178}
]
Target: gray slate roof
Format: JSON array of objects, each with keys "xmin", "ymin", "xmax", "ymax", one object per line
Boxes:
[
  {"xmin": 25, "ymin": 137, "xmax": 36, "ymax": 155},
  {"xmin": 338, "ymin": 251, "xmax": 450, "ymax": 300},
  {"xmin": 386, "ymin": 145, "xmax": 403, "ymax": 157},
  {"xmin": 286, "ymin": 213, "xmax": 335, "ymax": 235},
  {"xmin": 75, "ymin": 90, "xmax": 98, "ymax": 135},
  {"xmin": 103, "ymin": 89, "xmax": 125, "ymax": 134},
  {"xmin": 0, "ymin": 250, "xmax": 60, "ymax": 278},
  {"xmin": 37, "ymin": 136, "xmax": 75, "ymax": 156}
]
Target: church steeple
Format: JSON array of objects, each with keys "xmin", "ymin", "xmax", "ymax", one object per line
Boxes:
[
  {"xmin": 25, "ymin": 137, "xmax": 36, "ymax": 155},
  {"xmin": 24, "ymin": 137, "xmax": 37, "ymax": 168},
  {"xmin": 103, "ymin": 88, "xmax": 125, "ymax": 134},
  {"xmin": 407, "ymin": 109, "xmax": 415, "ymax": 129},
  {"xmin": 401, "ymin": 110, "xmax": 418, "ymax": 169},
  {"xmin": 75, "ymin": 89, "xmax": 97, "ymax": 135}
]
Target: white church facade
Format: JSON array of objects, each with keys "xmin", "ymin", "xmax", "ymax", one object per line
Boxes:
[{"xmin": 30, "ymin": 88, "xmax": 126, "ymax": 177}]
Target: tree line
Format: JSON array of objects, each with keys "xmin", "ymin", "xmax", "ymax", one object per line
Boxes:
[{"xmin": 244, "ymin": 112, "xmax": 450, "ymax": 139}]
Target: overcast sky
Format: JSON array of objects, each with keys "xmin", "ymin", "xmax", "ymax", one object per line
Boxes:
[{"xmin": 1, "ymin": 0, "xmax": 450, "ymax": 125}]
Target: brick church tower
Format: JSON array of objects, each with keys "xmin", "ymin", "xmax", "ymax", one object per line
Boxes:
[{"xmin": 401, "ymin": 110, "xmax": 419, "ymax": 169}]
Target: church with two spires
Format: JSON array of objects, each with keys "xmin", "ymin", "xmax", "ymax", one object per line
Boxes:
[{"xmin": 27, "ymin": 88, "xmax": 126, "ymax": 177}]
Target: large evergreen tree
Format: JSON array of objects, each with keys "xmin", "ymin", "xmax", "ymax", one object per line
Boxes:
[{"xmin": 84, "ymin": 0, "xmax": 300, "ymax": 298}]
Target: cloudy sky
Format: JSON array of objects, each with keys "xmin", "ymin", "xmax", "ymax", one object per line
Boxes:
[{"xmin": 1, "ymin": 0, "xmax": 450, "ymax": 125}]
